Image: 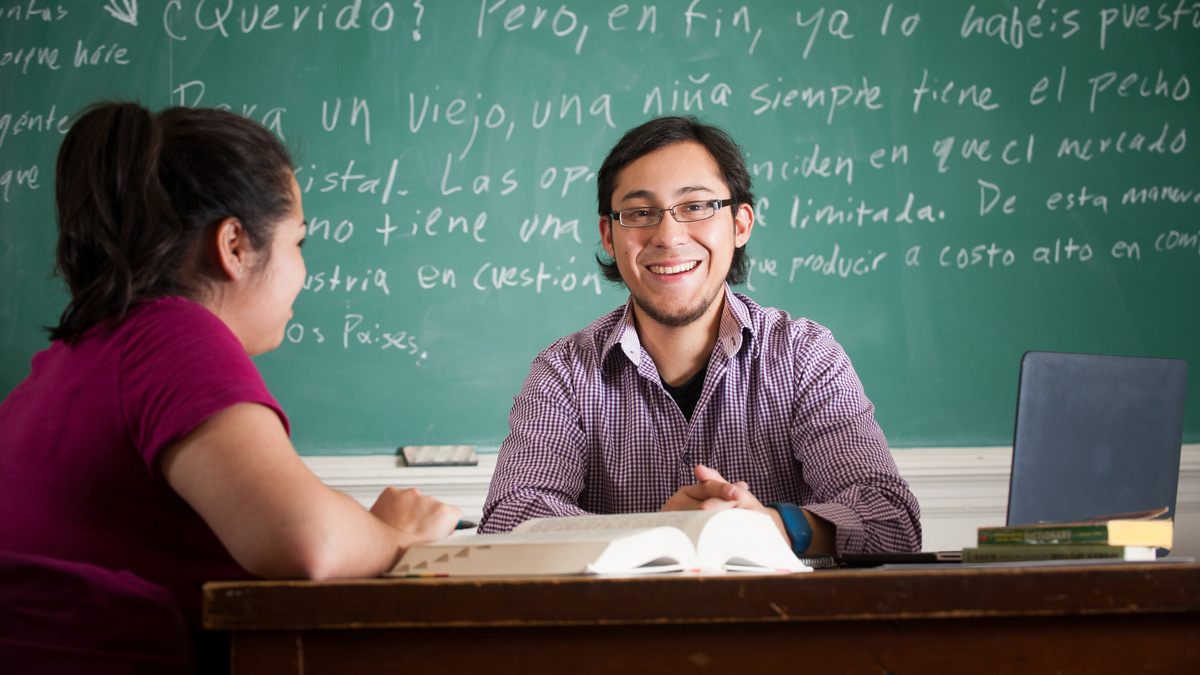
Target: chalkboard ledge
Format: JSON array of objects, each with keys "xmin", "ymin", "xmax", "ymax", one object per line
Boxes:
[
  {"xmin": 302, "ymin": 452, "xmax": 498, "ymax": 521},
  {"xmin": 299, "ymin": 446, "xmax": 1200, "ymax": 554}
]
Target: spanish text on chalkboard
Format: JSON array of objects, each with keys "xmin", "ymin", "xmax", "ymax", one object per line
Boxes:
[{"xmin": 2, "ymin": 1, "xmax": 1197, "ymax": 451}]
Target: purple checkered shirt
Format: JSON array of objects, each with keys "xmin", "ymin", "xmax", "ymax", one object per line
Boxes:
[{"xmin": 480, "ymin": 286, "xmax": 922, "ymax": 553}]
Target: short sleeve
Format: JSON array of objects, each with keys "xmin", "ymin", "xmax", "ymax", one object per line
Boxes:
[{"xmin": 119, "ymin": 299, "xmax": 289, "ymax": 470}]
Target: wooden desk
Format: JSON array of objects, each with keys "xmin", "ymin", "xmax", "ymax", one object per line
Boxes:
[{"xmin": 204, "ymin": 562, "xmax": 1200, "ymax": 673}]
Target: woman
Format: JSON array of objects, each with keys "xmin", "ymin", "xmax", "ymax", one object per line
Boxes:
[{"xmin": 0, "ymin": 102, "xmax": 461, "ymax": 672}]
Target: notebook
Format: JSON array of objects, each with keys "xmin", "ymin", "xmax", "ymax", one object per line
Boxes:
[{"xmin": 1006, "ymin": 351, "xmax": 1188, "ymax": 528}]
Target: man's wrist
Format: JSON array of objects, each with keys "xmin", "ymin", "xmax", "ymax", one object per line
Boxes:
[{"xmin": 768, "ymin": 502, "xmax": 813, "ymax": 555}]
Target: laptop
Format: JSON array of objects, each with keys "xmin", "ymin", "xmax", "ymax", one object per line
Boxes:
[
  {"xmin": 835, "ymin": 350, "xmax": 1187, "ymax": 568},
  {"xmin": 1007, "ymin": 351, "xmax": 1188, "ymax": 528}
]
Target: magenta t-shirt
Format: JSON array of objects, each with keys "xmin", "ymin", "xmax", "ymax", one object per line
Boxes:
[{"xmin": 0, "ymin": 297, "xmax": 290, "ymax": 629}]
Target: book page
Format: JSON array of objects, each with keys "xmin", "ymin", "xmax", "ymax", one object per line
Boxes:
[
  {"xmin": 388, "ymin": 526, "xmax": 698, "ymax": 576},
  {"xmin": 443, "ymin": 529, "xmax": 671, "ymax": 545},
  {"xmin": 515, "ymin": 510, "xmax": 809, "ymax": 573},
  {"xmin": 690, "ymin": 510, "xmax": 809, "ymax": 572},
  {"xmin": 515, "ymin": 510, "xmax": 724, "ymax": 547}
]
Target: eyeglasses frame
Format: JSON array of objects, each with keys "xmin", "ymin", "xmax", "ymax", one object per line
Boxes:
[{"xmin": 609, "ymin": 198, "xmax": 736, "ymax": 229}]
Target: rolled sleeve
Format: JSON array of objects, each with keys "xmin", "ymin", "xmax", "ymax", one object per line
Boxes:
[{"xmin": 789, "ymin": 327, "xmax": 922, "ymax": 553}]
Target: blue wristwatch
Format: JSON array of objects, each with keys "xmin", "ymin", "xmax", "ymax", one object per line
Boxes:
[{"xmin": 768, "ymin": 502, "xmax": 813, "ymax": 555}]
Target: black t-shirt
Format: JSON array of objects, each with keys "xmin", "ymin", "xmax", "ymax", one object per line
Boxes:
[{"xmin": 661, "ymin": 363, "xmax": 708, "ymax": 422}]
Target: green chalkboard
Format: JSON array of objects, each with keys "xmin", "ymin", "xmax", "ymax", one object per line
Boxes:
[{"xmin": 3, "ymin": 1, "xmax": 1198, "ymax": 453}]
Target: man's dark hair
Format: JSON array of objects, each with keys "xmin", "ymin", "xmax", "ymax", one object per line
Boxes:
[{"xmin": 595, "ymin": 116, "xmax": 754, "ymax": 285}]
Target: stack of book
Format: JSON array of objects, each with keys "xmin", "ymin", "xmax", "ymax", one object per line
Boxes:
[{"xmin": 961, "ymin": 509, "xmax": 1174, "ymax": 563}]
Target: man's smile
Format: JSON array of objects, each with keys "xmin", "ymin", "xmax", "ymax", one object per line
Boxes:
[{"xmin": 647, "ymin": 261, "xmax": 698, "ymax": 275}]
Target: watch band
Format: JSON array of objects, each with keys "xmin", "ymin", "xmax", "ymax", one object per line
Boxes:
[{"xmin": 768, "ymin": 502, "xmax": 813, "ymax": 555}]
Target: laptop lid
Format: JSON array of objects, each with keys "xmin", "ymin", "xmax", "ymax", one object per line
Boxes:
[{"xmin": 1007, "ymin": 351, "xmax": 1187, "ymax": 527}]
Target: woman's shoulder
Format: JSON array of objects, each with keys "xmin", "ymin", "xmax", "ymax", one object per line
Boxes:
[
  {"xmin": 127, "ymin": 296, "xmax": 218, "ymax": 322},
  {"xmin": 116, "ymin": 297, "xmax": 244, "ymax": 364},
  {"xmin": 121, "ymin": 297, "xmax": 231, "ymax": 338}
]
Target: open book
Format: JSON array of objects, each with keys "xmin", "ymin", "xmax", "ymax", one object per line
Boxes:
[{"xmin": 388, "ymin": 509, "xmax": 812, "ymax": 577}]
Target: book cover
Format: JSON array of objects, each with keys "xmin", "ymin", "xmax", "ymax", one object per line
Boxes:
[
  {"xmin": 388, "ymin": 509, "xmax": 812, "ymax": 577},
  {"xmin": 976, "ymin": 517, "xmax": 1173, "ymax": 549},
  {"xmin": 962, "ymin": 544, "xmax": 1158, "ymax": 564}
]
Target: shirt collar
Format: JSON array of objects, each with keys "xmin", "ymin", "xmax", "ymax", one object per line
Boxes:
[
  {"xmin": 602, "ymin": 298, "xmax": 643, "ymax": 366},
  {"xmin": 717, "ymin": 285, "xmax": 753, "ymax": 359},
  {"xmin": 602, "ymin": 284, "xmax": 753, "ymax": 367}
]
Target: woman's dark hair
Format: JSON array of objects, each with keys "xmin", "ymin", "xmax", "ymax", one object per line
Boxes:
[
  {"xmin": 49, "ymin": 102, "xmax": 295, "ymax": 343},
  {"xmin": 595, "ymin": 116, "xmax": 755, "ymax": 285}
]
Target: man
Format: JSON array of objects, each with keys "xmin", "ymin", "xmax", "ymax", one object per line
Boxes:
[{"xmin": 479, "ymin": 116, "xmax": 920, "ymax": 554}]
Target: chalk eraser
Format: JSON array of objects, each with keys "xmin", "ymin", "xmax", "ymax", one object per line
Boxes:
[{"xmin": 399, "ymin": 445, "xmax": 478, "ymax": 467}]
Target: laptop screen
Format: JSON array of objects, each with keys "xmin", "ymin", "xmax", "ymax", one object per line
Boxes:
[{"xmin": 1007, "ymin": 351, "xmax": 1187, "ymax": 527}]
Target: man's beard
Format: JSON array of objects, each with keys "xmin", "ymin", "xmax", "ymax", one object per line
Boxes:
[{"xmin": 630, "ymin": 284, "xmax": 722, "ymax": 328}]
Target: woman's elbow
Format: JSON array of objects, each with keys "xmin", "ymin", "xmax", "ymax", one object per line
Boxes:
[{"xmin": 234, "ymin": 528, "xmax": 359, "ymax": 580}]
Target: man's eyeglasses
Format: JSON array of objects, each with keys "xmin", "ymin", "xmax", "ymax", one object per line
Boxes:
[{"xmin": 609, "ymin": 199, "xmax": 734, "ymax": 228}]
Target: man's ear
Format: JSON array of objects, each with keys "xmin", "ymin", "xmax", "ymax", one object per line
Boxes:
[
  {"xmin": 734, "ymin": 203, "xmax": 754, "ymax": 248},
  {"xmin": 213, "ymin": 217, "xmax": 249, "ymax": 280},
  {"xmin": 599, "ymin": 215, "xmax": 616, "ymax": 257}
]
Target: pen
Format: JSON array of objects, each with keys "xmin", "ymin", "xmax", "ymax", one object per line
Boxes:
[{"xmin": 456, "ymin": 519, "xmax": 477, "ymax": 530}]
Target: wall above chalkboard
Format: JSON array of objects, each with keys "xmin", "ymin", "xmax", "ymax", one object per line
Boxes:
[{"xmin": 2, "ymin": 1, "xmax": 1197, "ymax": 453}]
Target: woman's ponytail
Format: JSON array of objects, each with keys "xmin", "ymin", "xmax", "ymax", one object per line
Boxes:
[{"xmin": 48, "ymin": 102, "xmax": 294, "ymax": 343}]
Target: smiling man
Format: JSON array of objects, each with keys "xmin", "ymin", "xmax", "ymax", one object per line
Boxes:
[{"xmin": 479, "ymin": 117, "xmax": 921, "ymax": 555}]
